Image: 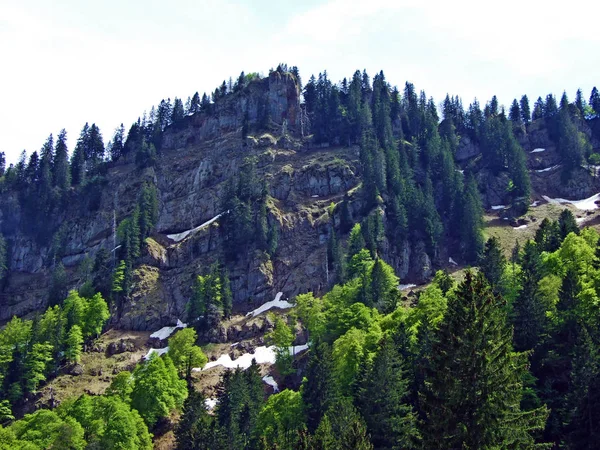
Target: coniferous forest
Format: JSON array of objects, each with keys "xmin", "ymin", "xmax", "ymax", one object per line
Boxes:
[{"xmin": 1, "ymin": 65, "xmax": 600, "ymax": 449}]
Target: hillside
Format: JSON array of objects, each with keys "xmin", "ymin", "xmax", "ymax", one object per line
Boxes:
[{"xmin": 2, "ymin": 66, "xmax": 600, "ymax": 449}]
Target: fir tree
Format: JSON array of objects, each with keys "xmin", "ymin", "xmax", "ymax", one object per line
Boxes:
[
  {"xmin": 558, "ymin": 208, "xmax": 579, "ymax": 239},
  {"xmin": 520, "ymin": 95, "xmax": 531, "ymax": 125},
  {"xmin": 302, "ymin": 343, "xmax": 338, "ymax": 432},
  {"xmin": 479, "ymin": 236, "xmax": 506, "ymax": 291},
  {"xmin": 512, "ymin": 241, "xmax": 545, "ymax": 351},
  {"xmin": 420, "ymin": 271, "xmax": 548, "ymax": 449},
  {"xmin": 357, "ymin": 337, "xmax": 419, "ymax": 449},
  {"xmin": 53, "ymin": 129, "xmax": 70, "ymax": 189}
]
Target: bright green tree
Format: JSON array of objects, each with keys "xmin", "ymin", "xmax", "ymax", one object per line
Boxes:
[
  {"xmin": 168, "ymin": 328, "xmax": 208, "ymax": 380},
  {"xmin": 24, "ymin": 342, "xmax": 53, "ymax": 393},
  {"xmin": 265, "ymin": 314, "xmax": 295, "ymax": 376},
  {"xmin": 65, "ymin": 325, "xmax": 83, "ymax": 364},
  {"xmin": 8, "ymin": 409, "xmax": 86, "ymax": 450},
  {"xmin": 131, "ymin": 354, "xmax": 187, "ymax": 428},
  {"xmin": 254, "ymin": 389, "xmax": 306, "ymax": 450}
]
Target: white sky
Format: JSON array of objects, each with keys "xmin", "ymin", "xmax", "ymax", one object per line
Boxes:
[{"xmin": 1, "ymin": 0, "xmax": 599, "ymax": 163}]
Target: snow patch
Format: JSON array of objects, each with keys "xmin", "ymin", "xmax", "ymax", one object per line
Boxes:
[
  {"xmin": 262, "ymin": 375, "xmax": 279, "ymax": 392},
  {"xmin": 449, "ymin": 257, "xmax": 458, "ymax": 266},
  {"xmin": 311, "ymin": 195, "xmax": 319, "ymax": 198},
  {"xmin": 205, "ymin": 398, "xmax": 218, "ymax": 410},
  {"xmin": 398, "ymin": 284, "xmax": 416, "ymax": 291},
  {"xmin": 246, "ymin": 292, "xmax": 294, "ymax": 317},
  {"xmin": 531, "ymin": 148, "xmax": 546, "ymax": 153},
  {"xmin": 535, "ymin": 165, "xmax": 560, "ymax": 173},
  {"xmin": 144, "ymin": 347, "xmax": 169, "ymax": 360},
  {"xmin": 196, "ymin": 344, "xmax": 309, "ymax": 371},
  {"xmin": 513, "ymin": 225, "xmax": 528, "ymax": 230},
  {"xmin": 576, "ymin": 217, "xmax": 587, "ymax": 224},
  {"xmin": 530, "ymin": 201, "xmax": 540, "ymax": 207},
  {"xmin": 542, "ymin": 193, "xmax": 600, "ymax": 211},
  {"xmin": 491, "ymin": 205, "xmax": 506, "ymax": 210},
  {"xmin": 150, "ymin": 320, "xmax": 187, "ymax": 341},
  {"xmin": 167, "ymin": 212, "xmax": 227, "ymax": 243}
]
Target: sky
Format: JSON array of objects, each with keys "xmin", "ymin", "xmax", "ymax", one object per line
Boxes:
[{"xmin": 1, "ymin": 0, "xmax": 599, "ymax": 163}]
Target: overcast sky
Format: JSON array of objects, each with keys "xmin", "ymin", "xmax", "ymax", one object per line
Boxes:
[{"xmin": 1, "ymin": 0, "xmax": 599, "ymax": 163}]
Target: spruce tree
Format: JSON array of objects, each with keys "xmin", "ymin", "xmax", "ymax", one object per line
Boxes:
[
  {"xmin": 175, "ymin": 388, "xmax": 217, "ymax": 450},
  {"xmin": 512, "ymin": 241, "xmax": 545, "ymax": 351},
  {"xmin": 53, "ymin": 129, "xmax": 70, "ymax": 189},
  {"xmin": 420, "ymin": 271, "xmax": 548, "ymax": 449},
  {"xmin": 520, "ymin": 95, "xmax": 531, "ymax": 125},
  {"xmin": 590, "ymin": 87, "xmax": 600, "ymax": 117},
  {"xmin": 302, "ymin": 343, "xmax": 338, "ymax": 433},
  {"xmin": 558, "ymin": 208, "xmax": 579, "ymax": 239},
  {"xmin": 357, "ymin": 337, "xmax": 419, "ymax": 449},
  {"xmin": 479, "ymin": 236, "xmax": 506, "ymax": 291}
]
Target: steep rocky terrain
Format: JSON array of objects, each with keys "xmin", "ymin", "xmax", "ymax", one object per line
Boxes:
[
  {"xmin": 2, "ymin": 72, "xmax": 600, "ymax": 337},
  {"xmin": 0, "ymin": 72, "xmax": 435, "ymax": 331}
]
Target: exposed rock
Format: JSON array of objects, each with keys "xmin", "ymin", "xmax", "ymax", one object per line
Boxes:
[
  {"xmin": 68, "ymin": 364, "xmax": 84, "ymax": 376},
  {"xmin": 106, "ymin": 339, "xmax": 137, "ymax": 356},
  {"xmin": 455, "ymin": 136, "xmax": 480, "ymax": 161}
]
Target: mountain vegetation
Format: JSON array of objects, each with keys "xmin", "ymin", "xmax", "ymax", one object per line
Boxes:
[{"xmin": 1, "ymin": 64, "xmax": 600, "ymax": 448}]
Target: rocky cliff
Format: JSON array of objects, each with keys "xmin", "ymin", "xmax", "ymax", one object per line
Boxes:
[{"xmin": 0, "ymin": 72, "xmax": 435, "ymax": 331}]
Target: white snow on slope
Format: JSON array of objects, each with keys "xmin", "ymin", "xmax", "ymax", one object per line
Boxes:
[
  {"xmin": 196, "ymin": 344, "xmax": 310, "ymax": 371},
  {"xmin": 530, "ymin": 201, "xmax": 540, "ymax": 207},
  {"xmin": 399, "ymin": 284, "xmax": 416, "ymax": 291},
  {"xmin": 542, "ymin": 193, "xmax": 600, "ymax": 211},
  {"xmin": 205, "ymin": 398, "xmax": 218, "ymax": 410},
  {"xmin": 246, "ymin": 292, "xmax": 294, "ymax": 317},
  {"xmin": 262, "ymin": 375, "xmax": 279, "ymax": 392},
  {"xmin": 513, "ymin": 225, "xmax": 528, "ymax": 230},
  {"xmin": 531, "ymin": 148, "xmax": 546, "ymax": 153},
  {"xmin": 144, "ymin": 347, "xmax": 169, "ymax": 360},
  {"xmin": 150, "ymin": 320, "xmax": 187, "ymax": 341},
  {"xmin": 167, "ymin": 212, "xmax": 226, "ymax": 242},
  {"xmin": 491, "ymin": 205, "xmax": 506, "ymax": 210},
  {"xmin": 449, "ymin": 257, "xmax": 458, "ymax": 266},
  {"xmin": 535, "ymin": 165, "xmax": 560, "ymax": 173}
]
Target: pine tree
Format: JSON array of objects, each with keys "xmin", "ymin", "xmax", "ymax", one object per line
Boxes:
[
  {"xmin": 420, "ymin": 271, "xmax": 548, "ymax": 449},
  {"xmin": 575, "ymin": 89, "xmax": 586, "ymax": 117},
  {"xmin": 479, "ymin": 236, "xmax": 506, "ymax": 291},
  {"xmin": 589, "ymin": 87, "xmax": 600, "ymax": 118},
  {"xmin": 512, "ymin": 241, "xmax": 545, "ymax": 351},
  {"xmin": 302, "ymin": 343, "xmax": 338, "ymax": 433},
  {"xmin": 109, "ymin": 124, "xmax": 125, "ymax": 161},
  {"xmin": 509, "ymin": 99, "xmax": 522, "ymax": 124},
  {"xmin": 65, "ymin": 325, "xmax": 83, "ymax": 363},
  {"xmin": 175, "ymin": 388, "xmax": 217, "ymax": 450},
  {"xmin": 53, "ymin": 129, "xmax": 70, "ymax": 189},
  {"xmin": 460, "ymin": 175, "xmax": 484, "ymax": 262},
  {"xmin": 534, "ymin": 217, "xmax": 561, "ymax": 252},
  {"xmin": 520, "ymin": 95, "xmax": 531, "ymax": 125},
  {"xmin": 171, "ymin": 97, "xmax": 185, "ymax": 127},
  {"xmin": 558, "ymin": 208, "xmax": 579, "ymax": 239},
  {"xmin": 357, "ymin": 337, "xmax": 419, "ymax": 449}
]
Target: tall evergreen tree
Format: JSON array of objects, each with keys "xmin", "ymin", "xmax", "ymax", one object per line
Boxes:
[
  {"xmin": 520, "ymin": 95, "xmax": 531, "ymax": 125},
  {"xmin": 512, "ymin": 241, "xmax": 544, "ymax": 351},
  {"xmin": 420, "ymin": 271, "xmax": 548, "ymax": 449},
  {"xmin": 479, "ymin": 236, "xmax": 506, "ymax": 291},
  {"xmin": 357, "ymin": 337, "xmax": 419, "ymax": 449},
  {"xmin": 53, "ymin": 129, "xmax": 70, "ymax": 189},
  {"xmin": 302, "ymin": 343, "xmax": 338, "ymax": 433}
]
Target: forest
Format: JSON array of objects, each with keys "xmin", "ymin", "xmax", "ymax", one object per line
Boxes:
[{"xmin": 1, "ymin": 65, "xmax": 600, "ymax": 449}]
